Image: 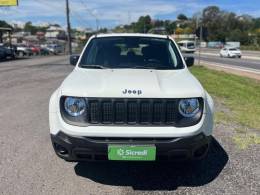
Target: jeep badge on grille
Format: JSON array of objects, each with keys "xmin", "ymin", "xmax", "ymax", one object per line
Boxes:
[{"xmin": 122, "ymin": 89, "xmax": 142, "ymax": 95}]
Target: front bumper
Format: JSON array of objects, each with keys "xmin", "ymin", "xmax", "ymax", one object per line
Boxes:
[
  {"xmin": 230, "ymin": 54, "xmax": 241, "ymax": 58},
  {"xmin": 51, "ymin": 131, "xmax": 211, "ymax": 162}
]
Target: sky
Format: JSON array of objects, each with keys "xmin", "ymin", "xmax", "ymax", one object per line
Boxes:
[{"xmin": 0, "ymin": 0, "xmax": 260, "ymax": 29}]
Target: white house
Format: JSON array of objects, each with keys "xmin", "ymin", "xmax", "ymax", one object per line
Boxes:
[{"xmin": 45, "ymin": 25, "xmax": 66, "ymax": 40}]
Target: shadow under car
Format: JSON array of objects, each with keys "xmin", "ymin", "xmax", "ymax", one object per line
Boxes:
[{"xmin": 74, "ymin": 137, "xmax": 228, "ymax": 191}]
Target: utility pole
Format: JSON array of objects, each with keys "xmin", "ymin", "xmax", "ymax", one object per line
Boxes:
[
  {"xmin": 96, "ymin": 18, "xmax": 99, "ymax": 32},
  {"xmin": 128, "ymin": 11, "xmax": 131, "ymax": 25},
  {"xmin": 198, "ymin": 24, "xmax": 203, "ymax": 66},
  {"xmin": 197, "ymin": 12, "xmax": 203, "ymax": 66},
  {"xmin": 66, "ymin": 0, "xmax": 72, "ymax": 55},
  {"xmin": 127, "ymin": 11, "xmax": 130, "ymax": 33},
  {"xmin": 195, "ymin": 16, "xmax": 199, "ymax": 48}
]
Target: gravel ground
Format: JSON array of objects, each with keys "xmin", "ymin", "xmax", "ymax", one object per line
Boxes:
[{"xmin": 0, "ymin": 56, "xmax": 259, "ymax": 195}]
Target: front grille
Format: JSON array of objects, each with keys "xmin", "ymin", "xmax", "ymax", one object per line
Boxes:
[{"xmin": 87, "ymin": 98, "xmax": 178, "ymax": 126}]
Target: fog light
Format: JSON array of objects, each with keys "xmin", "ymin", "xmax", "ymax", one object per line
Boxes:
[{"xmin": 55, "ymin": 143, "xmax": 68, "ymax": 155}]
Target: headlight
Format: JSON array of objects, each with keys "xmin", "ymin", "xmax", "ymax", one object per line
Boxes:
[
  {"xmin": 178, "ymin": 98, "xmax": 200, "ymax": 118},
  {"xmin": 64, "ymin": 97, "xmax": 86, "ymax": 117}
]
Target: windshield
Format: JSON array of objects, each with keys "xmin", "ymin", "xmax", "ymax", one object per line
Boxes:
[
  {"xmin": 187, "ymin": 42, "xmax": 195, "ymax": 48},
  {"xmin": 79, "ymin": 37, "xmax": 184, "ymax": 70},
  {"xmin": 229, "ymin": 48, "xmax": 239, "ymax": 51}
]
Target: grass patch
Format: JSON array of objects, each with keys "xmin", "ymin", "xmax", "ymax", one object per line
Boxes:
[
  {"xmin": 190, "ymin": 66, "xmax": 260, "ymax": 130},
  {"xmin": 233, "ymin": 134, "xmax": 260, "ymax": 149},
  {"xmin": 191, "ymin": 66, "xmax": 260, "ymax": 149},
  {"xmin": 240, "ymin": 45, "xmax": 260, "ymax": 51},
  {"xmin": 234, "ymin": 127, "xmax": 247, "ymax": 134},
  {"xmin": 214, "ymin": 111, "xmax": 232, "ymax": 125}
]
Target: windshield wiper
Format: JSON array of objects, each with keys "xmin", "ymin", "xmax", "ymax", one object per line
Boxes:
[
  {"xmin": 131, "ymin": 65, "xmax": 157, "ymax": 69},
  {"xmin": 80, "ymin": 65, "xmax": 107, "ymax": 69},
  {"xmin": 131, "ymin": 65, "xmax": 173, "ymax": 70}
]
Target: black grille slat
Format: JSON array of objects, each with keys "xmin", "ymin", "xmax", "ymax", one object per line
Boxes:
[
  {"xmin": 152, "ymin": 102, "xmax": 164, "ymax": 123},
  {"xmin": 114, "ymin": 101, "xmax": 125, "ymax": 123},
  {"xmin": 89, "ymin": 101, "xmax": 100, "ymax": 123},
  {"xmin": 87, "ymin": 98, "xmax": 180, "ymax": 126},
  {"xmin": 166, "ymin": 101, "xmax": 176, "ymax": 124},
  {"xmin": 140, "ymin": 101, "xmax": 151, "ymax": 123},
  {"xmin": 102, "ymin": 102, "xmax": 113, "ymax": 123},
  {"xmin": 127, "ymin": 101, "xmax": 138, "ymax": 123}
]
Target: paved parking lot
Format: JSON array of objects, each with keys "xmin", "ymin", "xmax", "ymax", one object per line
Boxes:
[{"xmin": 0, "ymin": 56, "xmax": 259, "ymax": 195}]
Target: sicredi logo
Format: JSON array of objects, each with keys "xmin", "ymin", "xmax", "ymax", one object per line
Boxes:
[
  {"xmin": 117, "ymin": 149, "xmax": 125, "ymax": 156},
  {"xmin": 117, "ymin": 149, "xmax": 148, "ymax": 156}
]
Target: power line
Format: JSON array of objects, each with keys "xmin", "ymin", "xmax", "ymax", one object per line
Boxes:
[
  {"xmin": 2, "ymin": 0, "xmax": 93, "ymax": 29},
  {"xmin": 34, "ymin": 0, "xmax": 90, "ymax": 28},
  {"xmin": 79, "ymin": 0, "xmax": 100, "ymax": 31},
  {"xmin": 79, "ymin": 0, "xmax": 96, "ymax": 17},
  {"xmin": 70, "ymin": 10, "xmax": 91, "ymax": 27}
]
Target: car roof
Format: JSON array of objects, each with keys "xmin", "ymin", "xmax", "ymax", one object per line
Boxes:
[{"xmin": 94, "ymin": 33, "xmax": 169, "ymax": 39}]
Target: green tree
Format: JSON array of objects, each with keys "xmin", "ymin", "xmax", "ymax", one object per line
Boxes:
[
  {"xmin": 153, "ymin": 20, "xmax": 164, "ymax": 28},
  {"xmin": 24, "ymin": 21, "xmax": 37, "ymax": 34},
  {"xmin": 24, "ymin": 21, "xmax": 48, "ymax": 35},
  {"xmin": 164, "ymin": 20, "xmax": 176, "ymax": 34},
  {"xmin": 202, "ymin": 6, "xmax": 225, "ymax": 41},
  {"xmin": 253, "ymin": 18, "xmax": 260, "ymax": 29},
  {"xmin": 133, "ymin": 15, "xmax": 152, "ymax": 33},
  {"xmin": 98, "ymin": 28, "xmax": 108, "ymax": 33},
  {"xmin": 177, "ymin": 14, "xmax": 188, "ymax": 21},
  {"xmin": 183, "ymin": 27, "xmax": 193, "ymax": 34},
  {"xmin": 175, "ymin": 27, "xmax": 184, "ymax": 34},
  {"xmin": 111, "ymin": 7, "xmax": 260, "ymax": 46},
  {"xmin": 0, "ymin": 20, "xmax": 12, "ymax": 29}
]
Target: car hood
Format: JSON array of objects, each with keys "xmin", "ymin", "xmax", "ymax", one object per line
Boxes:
[{"xmin": 60, "ymin": 68, "xmax": 205, "ymax": 98}]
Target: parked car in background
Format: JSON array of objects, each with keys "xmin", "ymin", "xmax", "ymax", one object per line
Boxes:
[
  {"xmin": 29, "ymin": 45, "xmax": 41, "ymax": 56},
  {"xmin": 0, "ymin": 46, "xmax": 7, "ymax": 60},
  {"xmin": 40, "ymin": 47, "xmax": 50, "ymax": 56},
  {"xmin": 177, "ymin": 40, "xmax": 196, "ymax": 53},
  {"xmin": 46, "ymin": 44, "xmax": 63, "ymax": 55},
  {"xmin": 220, "ymin": 47, "xmax": 242, "ymax": 58},
  {"xmin": 16, "ymin": 44, "xmax": 33, "ymax": 57},
  {"xmin": 0, "ymin": 44, "xmax": 15, "ymax": 60},
  {"xmin": 2, "ymin": 43, "xmax": 17, "ymax": 59}
]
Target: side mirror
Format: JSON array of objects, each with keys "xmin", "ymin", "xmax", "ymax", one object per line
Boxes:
[
  {"xmin": 70, "ymin": 55, "xmax": 80, "ymax": 66},
  {"xmin": 184, "ymin": 56, "xmax": 194, "ymax": 67}
]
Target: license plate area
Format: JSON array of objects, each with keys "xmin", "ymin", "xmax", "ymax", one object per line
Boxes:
[{"xmin": 108, "ymin": 145, "xmax": 156, "ymax": 161}]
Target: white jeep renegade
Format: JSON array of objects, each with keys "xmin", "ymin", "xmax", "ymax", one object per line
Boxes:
[{"xmin": 49, "ymin": 33, "xmax": 214, "ymax": 162}]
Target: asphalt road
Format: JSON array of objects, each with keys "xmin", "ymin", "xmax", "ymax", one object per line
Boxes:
[
  {"xmin": 195, "ymin": 53, "xmax": 260, "ymax": 70},
  {"xmin": 184, "ymin": 49, "xmax": 260, "ymax": 71},
  {"xmin": 0, "ymin": 56, "xmax": 259, "ymax": 195},
  {"xmin": 199, "ymin": 48, "xmax": 260, "ymax": 57}
]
